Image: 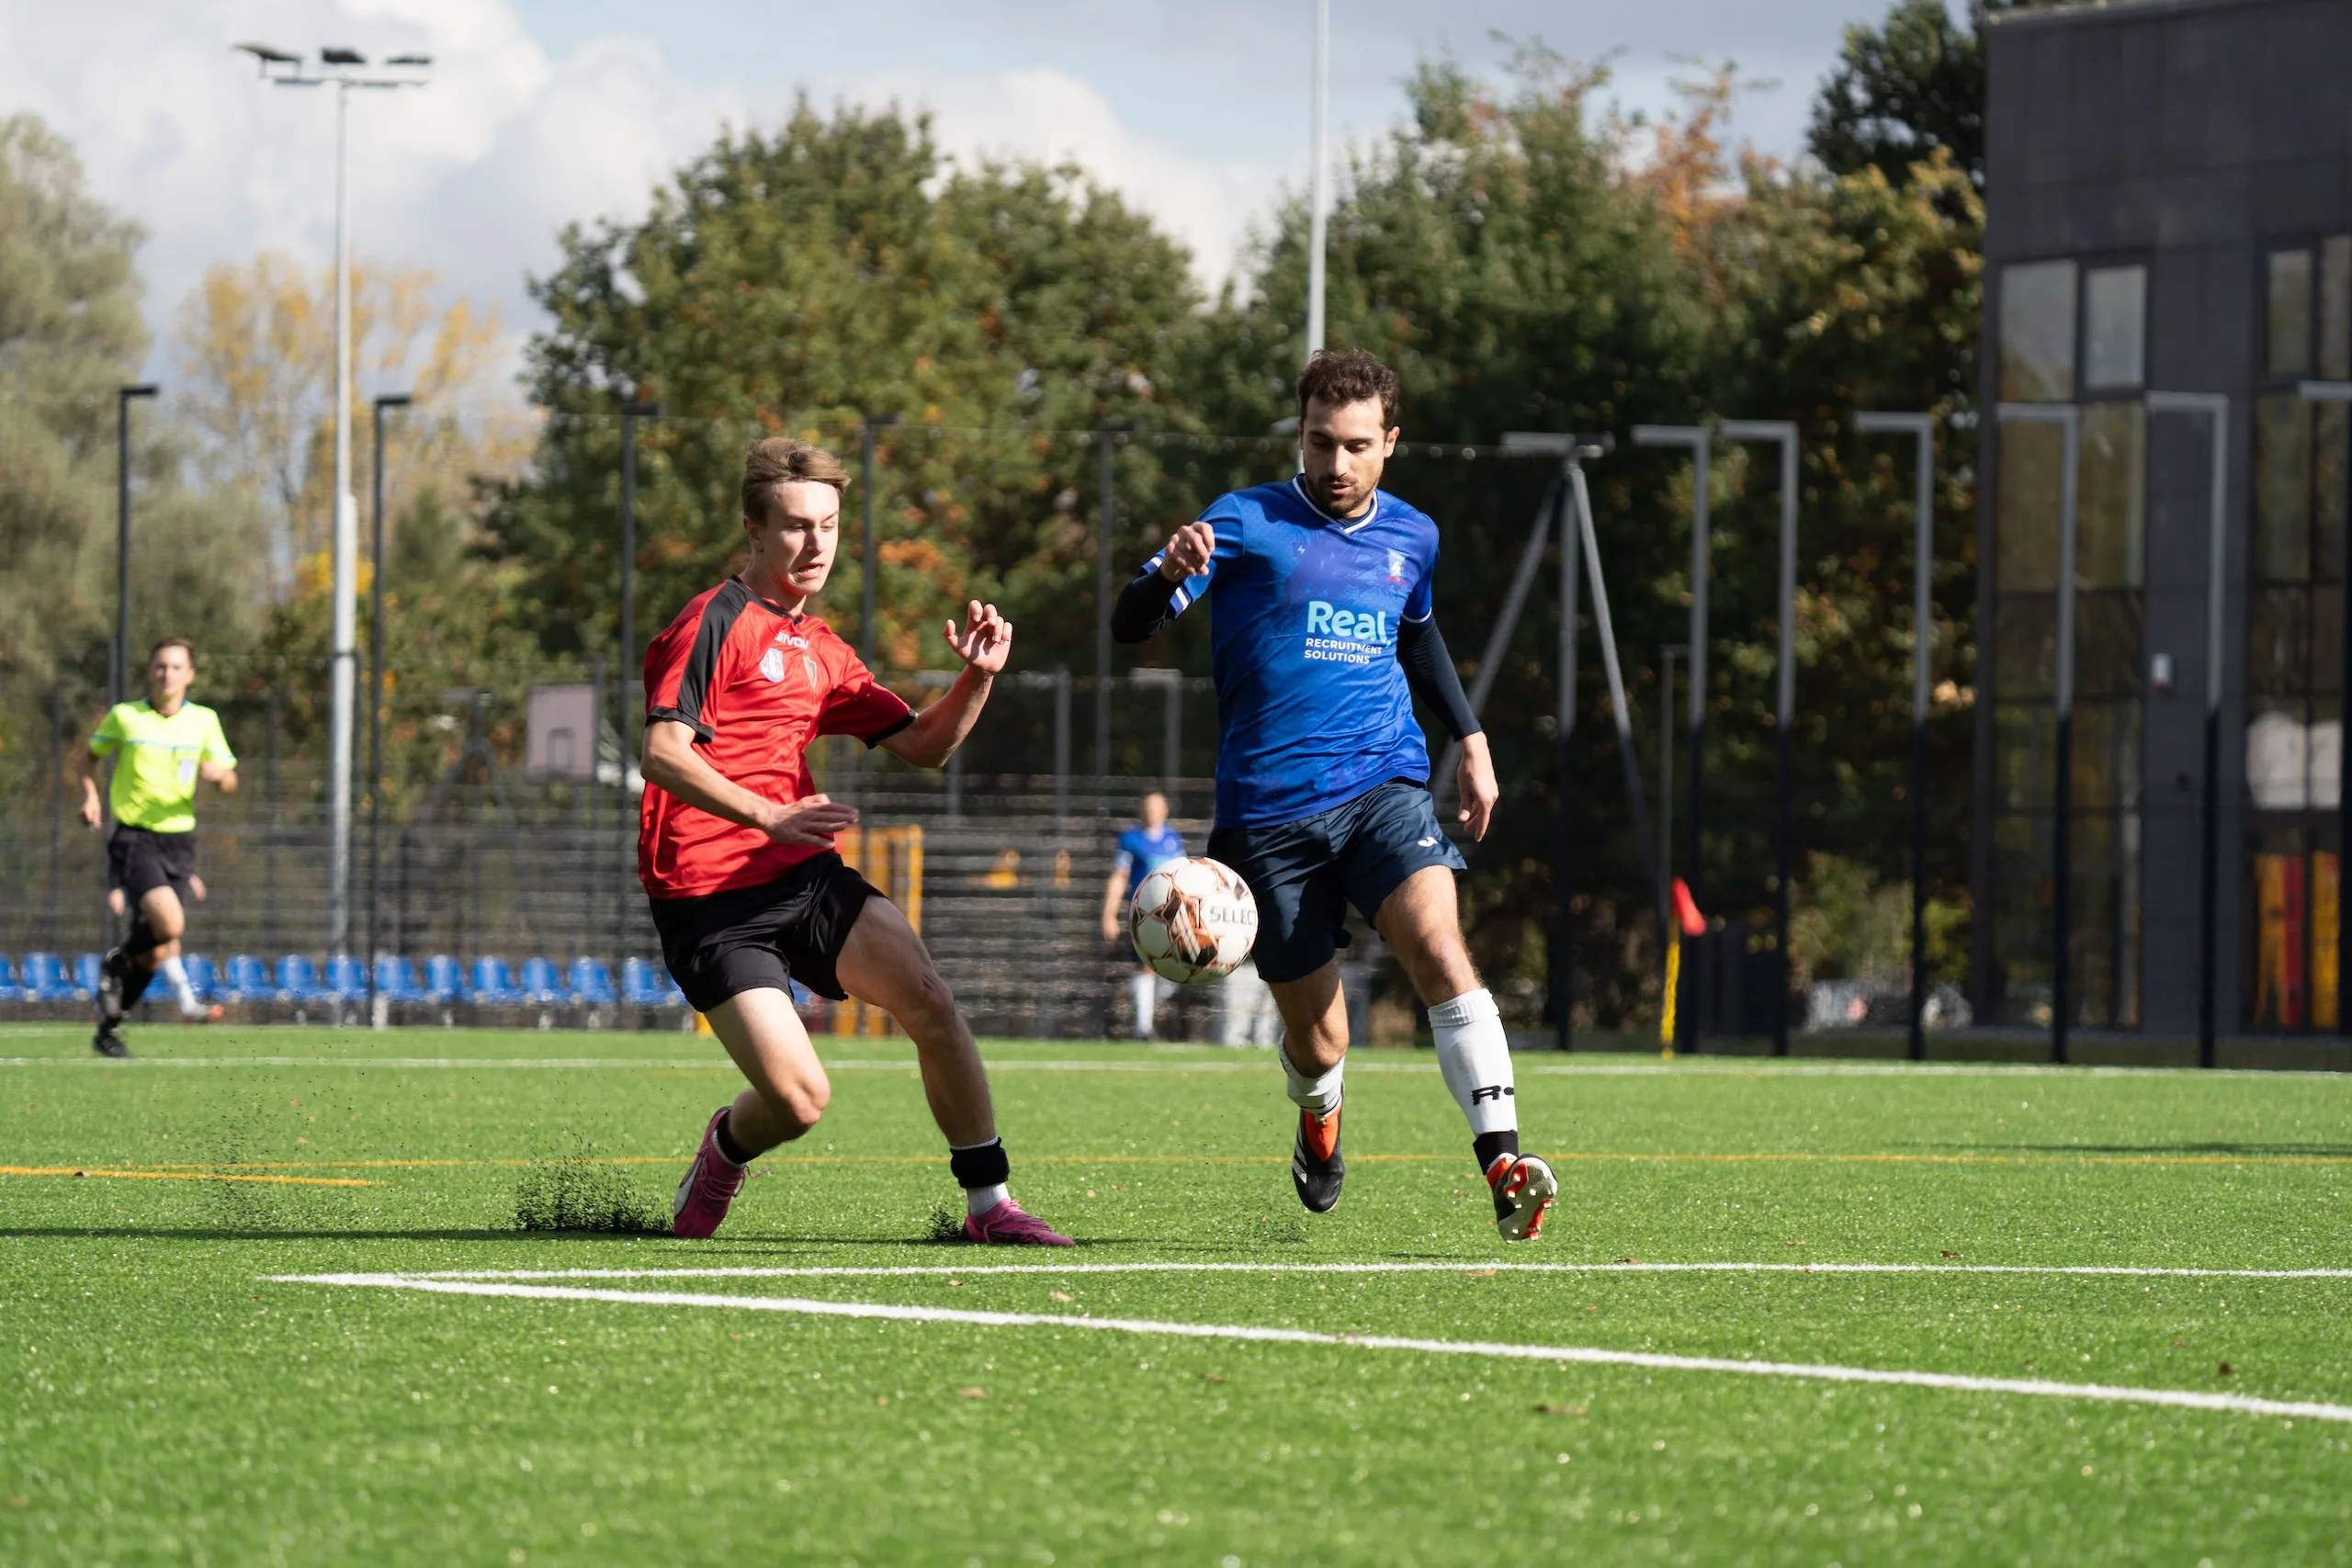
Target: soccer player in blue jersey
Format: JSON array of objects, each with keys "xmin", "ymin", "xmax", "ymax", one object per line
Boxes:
[
  {"xmin": 1110, "ymin": 347, "xmax": 1556, "ymax": 1242},
  {"xmin": 1100, "ymin": 790, "xmax": 1186, "ymax": 1038}
]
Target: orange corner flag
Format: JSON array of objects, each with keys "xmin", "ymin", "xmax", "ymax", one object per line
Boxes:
[{"xmin": 1672, "ymin": 877, "xmax": 1706, "ymax": 938}]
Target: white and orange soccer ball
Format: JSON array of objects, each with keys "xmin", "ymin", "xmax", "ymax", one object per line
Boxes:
[{"xmin": 1127, "ymin": 856, "xmax": 1259, "ymax": 984}]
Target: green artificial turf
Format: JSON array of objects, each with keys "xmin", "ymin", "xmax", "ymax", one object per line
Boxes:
[{"xmin": 6, "ymin": 1021, "xmax": 2352, "ymax": 1565}]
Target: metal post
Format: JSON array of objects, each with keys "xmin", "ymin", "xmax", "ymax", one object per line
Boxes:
[
  {"xmin": 1659, "ymin": 645, "xmax": 1684, "ymax": 914},
  {"xmin": 1095, "ymin": 423, "xmax": 1132, "ymax": 789},
  {"xmin": 113, "ymin": 385, "xmax": 157, "ymax": 705},
  {"xmin": 1718, "ymin": 422, "xmax": 1801, "ymax": 1054},
  {"xmin": 1566, "ymin": 457, "xmax": 1667, "ymax": 963},
  {"xmin": 618, "ymin": 400, "xmax": 661, "ymax": 1000},
  {"xmin": 1555, "ymin": 476, "xmax": 1580, "ymax": 1052},
  {"xmin": 1634, "ymin": 424, "xmax": 1711, "ymax": 1048},
  {"xmin": 366, "ymin": 394, "xmax": 409, "ymax": 1026},
  {"xmin": 2146, "ymin": 394, "xmax": 2231, "ymax": 1065},
  {"xmin": 1305, "ymin": 0, "xmax": 1329, "ymax": 359},
  {"xmin": 327, "ymin": 78, "xmax": 357, "ymax": 960},
  {"xmin": 1857, "ymin": 412, "xmax": 1938, "ymax": 1060},
  {"xmin": 2300, "ymin": 383, "xmax": 2352, "ymax": 1041},
  {"xmin": 1432, "ymin": 457, "xmax": 1564, "ymax": 807},
  {"xmin": 48, "ymin": 689, "xmax": 64, "ymax": 952},
  {"xmin": 265, "ymin": 684, "xmax": 280, "ymax": 957},
  {"xmin": 1163, "ymin": 673, "xmax": 1182, "ymax": 806},
  {"xmin": 1053, "ymin": 669, "xmax": 1072, "ymax": 818},
  {"xmin": 1998, "ymin": 404, "xmax": 2081, "ymax": 1061}
]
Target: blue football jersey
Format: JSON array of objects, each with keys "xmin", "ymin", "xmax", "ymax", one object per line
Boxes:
[
  {"xmin": 1116, "ymin": 823, "xmax": 1187, "ymax": 905},
  {"xmin": 1143, "ymin": 476, "xmax": 1438, "ymax": 828}
]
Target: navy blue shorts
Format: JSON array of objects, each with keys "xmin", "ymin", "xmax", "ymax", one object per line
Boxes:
[{"xmin": 1206, "ymin": 780, "xmax": 1467, "ymax": 985}]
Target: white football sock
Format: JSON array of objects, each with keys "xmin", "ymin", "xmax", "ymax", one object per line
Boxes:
[
  {"xmin": 158, "ymin": 955, "xmax": 203, "ymax": 1019},
  {"xmin": 1430, "ymin": 987, "xmax": 1516, "ymax": 1135},
  {"xmin": 1128, "ymin": 971, "xmax": 1158, "ymax": 1038},
  {"xmin": 1283, "ymin": 1050, "xmax": 1344, "ymax": 1118},
  {"xmin": 966, "ymin": 1183, "xmax": 1010, "ymax": 1217}
]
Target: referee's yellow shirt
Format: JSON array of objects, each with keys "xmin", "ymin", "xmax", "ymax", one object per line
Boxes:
[{"xmin": 91, "ymin": 701, "xmax": 236, "ymax": 833}]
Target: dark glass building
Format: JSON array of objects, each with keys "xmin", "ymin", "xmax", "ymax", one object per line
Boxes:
[{"xmin": 1976, "ymin": 0, "xmax": 2352, "ymax": 1034}]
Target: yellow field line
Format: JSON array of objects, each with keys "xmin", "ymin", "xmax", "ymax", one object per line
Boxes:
[
  {"xmin": 0, "ymin": 1164, "xmax": 376, "ymax": 1187},
  {"xmin": 99, "ymin": 1148, "xmax": 2352, "ymax": 1175}
]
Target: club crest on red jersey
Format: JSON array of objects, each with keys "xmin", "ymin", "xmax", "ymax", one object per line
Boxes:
[{"xmin": 758, "ymin": 648, "xmax": 786, "ymax": 683}]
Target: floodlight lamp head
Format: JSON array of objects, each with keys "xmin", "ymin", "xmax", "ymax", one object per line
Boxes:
[
  {"xmin": 374, "ymin": 392, "xmax": 413, "ymax": 411},
  {"xmin": 864, "ymin": 412, "xmax": 902, "ymax": 429},
  {"xmin": 385, "ymin": 53, "xmax": 432, "ymax": 67},
  {"xmin": 321, "ymin": 46, "xmax": 366, "ymax": 65},
  {"xmin": 622, "ymin": 400, "xmax": 665, "ymax": 419},
  {"xmin": 120, "ymin": 383, "xmax": 159, "ymax": 400},
  {"xmin": 235, "ymin": 41, "xmax": 300, "ymax": 65}
]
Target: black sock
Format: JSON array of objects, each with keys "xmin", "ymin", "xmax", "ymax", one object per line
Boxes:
[
  {"xmin": 125, "ymin": 914, "xmax": 162, "ymax": 960},
  {"xmin": 1476, "ymin": 1131, "xmax": 1521, "ymax": 1218},
  {"xmin": 948, "ymin": 1137, "xmax": 1010, "ymax": 1191},
  {"xmin": 712, "ymin": 1109, "xmax": 754, "ymax": 1167},
  {"xmin": 1474, "ymin": 1130, "xmax": 1519, "ymax": 1177},
  {"xmin": 120, "ymin": 960, "xmax": 157, "ymax": 1011}
]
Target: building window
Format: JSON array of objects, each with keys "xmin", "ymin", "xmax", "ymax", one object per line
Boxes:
[
  {"xmin": 1988, "ymin": 257, "xmax": 2149, "ymax": 1029},
  {"xmin": 2245, "ymin": 235, "xmax": 2352, "ymax": 1030},
  {"xmin": 2000, "ymin": 260, "xmax": 2077, "ymax": 401},
  {"xmin": 2269, "ymin": 249, "xmax": 2314, "ymax": 378},
  {"xmin": 2083, "ymin": 265, "xmax": 2146, "ymax": 391}
]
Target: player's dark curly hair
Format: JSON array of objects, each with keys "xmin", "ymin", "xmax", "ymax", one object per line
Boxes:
[{"xmin": 1296, "ymin": 347, "xmax": 1399, "ymax": 428}]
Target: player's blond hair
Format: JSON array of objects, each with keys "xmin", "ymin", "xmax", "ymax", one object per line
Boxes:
[{"xmin": 741, "ymin": 437, "xmax": 848, "ymax": 523}]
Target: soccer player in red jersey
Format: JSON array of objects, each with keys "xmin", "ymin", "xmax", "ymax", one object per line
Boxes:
[{"xmin": 640, "ymin": 436, "xmax": 1070, "ymax": 1245}]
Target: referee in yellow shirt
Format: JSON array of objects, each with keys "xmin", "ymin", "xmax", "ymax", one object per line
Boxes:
[{"xmin": 77, "ymin": 637, "xmax": 238, "ymax": 1056}]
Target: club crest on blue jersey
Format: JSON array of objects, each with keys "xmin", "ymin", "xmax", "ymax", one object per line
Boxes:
[{"xmin": 1387, "ymin": 548, "xmax": 1408, "ymax": 583}]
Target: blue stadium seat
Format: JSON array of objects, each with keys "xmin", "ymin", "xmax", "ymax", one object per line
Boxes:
[
  {"xmin": 222, "ymin": 954, "xmax": 273, "ymax": 1002},
  {"xmin": 321, "ymin": 955, "xmax": 366, "ymax": 1000},
  {"xmin": 373, "ymin": 955, "xmax": 431, "ymax": 1004},
  {"xmin": 467, "ymin": 956, "xmax": 525, "ymax": 1006},
  {"xmin": 422, "ymin": 954, "xmax": 463, "ymax": 1004},
  {"xmin": 517, "ymin": 956, "xmax": 566, "ymax": 1005},
  {"xmin": 181, "ymin": 953, "xmax": 220, "ymax": 1001},
  {"xmin": 275, "ymin": 954, "xmax": 329, "ymax": 1002},
  {"xmin": 21, "ymin": 953, "xmax": 81, "ymax": 1002},
  {"xmin": 568, "ymin": 957, "xmax": 617, "ymax": 1006},
  {"xmin": 74, "ymin": 953, "xmax": 103, "ymax": 998},
  {"xmin": 0, "ymin": 954, "xmax": 20, "ymax": 1000},
  {"xmin": 623, "ymin": 957, "xmax": 687, "ymax": 1008}
]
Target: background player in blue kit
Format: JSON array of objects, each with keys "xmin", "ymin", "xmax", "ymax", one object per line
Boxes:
[
  {"xmin": 1100, "ymin": 790, "xmax": 1186, "ymax": 1038},
  {"xmin": 1111, "ymin": 347, "xmax": 1557, "ymax": 1242}
]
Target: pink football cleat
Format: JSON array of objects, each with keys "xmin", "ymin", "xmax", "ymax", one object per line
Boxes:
[
  {"xmin": 963, "ymin": 1198, "xmax": 1074, "ymax": 1247},
  {"xmin": 672, "ymin": 1108, "xmax": 748, "ymax": 1239}
]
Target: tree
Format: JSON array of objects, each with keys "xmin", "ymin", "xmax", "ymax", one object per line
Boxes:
[
  {"xmin": 1807, "ymin": 0, "xmax": 1987, "ymax": 190},
  {"xmin": 483, "ymin": 102, "xmax": 1208, "ymax": 676},
  {"xmin": 0, "ymin": 113, "xmax": 148, "ymax": 692},
  {"xmin": 175, "ymin": 253, "xmax": 529, "ymax": 602}
]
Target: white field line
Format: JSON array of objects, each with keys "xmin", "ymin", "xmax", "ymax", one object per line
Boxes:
[
  {"xmin": 268, "ymin": 1271, "xmax": 2352, "ymax": 1426},
  {"xmin": 6, "ymin": 1052, "xmax": 2352, "ymax": 1082},
  {"xmin": 405, "ymin": 1260, "xmax": 2352, "ymax": 1283}
]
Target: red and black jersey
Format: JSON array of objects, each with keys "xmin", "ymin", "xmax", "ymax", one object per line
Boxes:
[{"xmin": 639, "ymin": 578, "xmax": 913, "ymax": 898}]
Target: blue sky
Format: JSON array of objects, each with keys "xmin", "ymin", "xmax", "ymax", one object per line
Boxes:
[{"xmin": 0, "ymin": 0, "xmax": 1914, "ymax": 392}]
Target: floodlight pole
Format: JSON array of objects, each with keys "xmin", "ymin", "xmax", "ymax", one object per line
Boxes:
[
  {"xmin": 233, "ymin": 42, "xmax": 430, "ymax": 956},
  {"xmin": 617, "ymin": 400, "xmax": 662, "ymax": 1000},
  {"xmin": 112, "ymin": 384, "xmax": 158, "ymax": 706},
  {"xmin": 1305, "ymin": 0, "xmax": 1329, "ymax": 358},
  {"xmin": 2301, "ymin": 382, "xmax": 2352, "ymax": 1041},
  {"xmin": 1856, "ymin": 412, "xmax": 1937, "ymax": 1061},
  {"xmin": 2143, "ymin": 394, "xmax": 2231, "ymax": 1066},
  {"xmin": 1997, "ymin": 403, "xmax": 2080, "ymax": 1062},
  {"xmin": 1719, "ymin": 421, "xmax": 1801, "ymax": 1056},
  {"xmin": 1633, "ymin": 424, "xmax": 1710, "ymax": 1050},
  {"xmin": 365, "ymin": 392, "xmax": 411, "ymax": 1027}
]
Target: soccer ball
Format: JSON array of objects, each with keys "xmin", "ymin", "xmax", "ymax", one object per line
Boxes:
[{"xmin": 1128, "ymin": 856, "xmax": 1258, "ymax": 984}]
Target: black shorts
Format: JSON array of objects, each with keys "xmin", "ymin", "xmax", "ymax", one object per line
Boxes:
[
  {"xmin": 648, "ymin": 853, "xmax": 880, "ymax": 1011},
  {"xmin": 1205, "ymin": 780, "xmax": 1468, "ymax": 985},
  {"xmin": 107, "ymin": 826, "xmax": 197, "ymax": 906}
]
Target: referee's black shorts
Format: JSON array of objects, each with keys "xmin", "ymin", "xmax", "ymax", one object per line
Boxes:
[
  {"xmin": 647, "ymin": 852, "xmax": 880, "ymax": 1011},
  {"xmin": 107, "ymin": 826, "xmax": 198, "ymax": 906}
]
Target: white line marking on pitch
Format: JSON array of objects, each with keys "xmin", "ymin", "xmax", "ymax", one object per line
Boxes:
[
  {"xmin": 267, "ymin": 1272, "xmax": 2352, "ymax": 1426},
  {"xmin": 402, "ymin": 1260, "xmax": 2352, "ymax": 1282}
]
